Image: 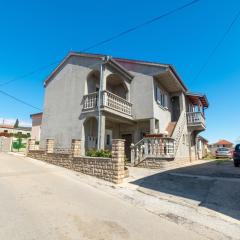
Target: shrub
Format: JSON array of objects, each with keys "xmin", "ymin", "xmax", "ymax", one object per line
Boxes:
[{"xmin": 86, "ymin": 149, "xmax": 112, "ymax": 158}]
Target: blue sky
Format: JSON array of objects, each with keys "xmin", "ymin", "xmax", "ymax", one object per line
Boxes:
[{"xmin": 0, "ymin": 0, "xmax": 239, "ymax": 143}]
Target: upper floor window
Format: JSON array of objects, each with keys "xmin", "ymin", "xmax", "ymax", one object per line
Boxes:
[{"xmin": 155, "ymin": 86, "xmax": 168, "ymax": 108}]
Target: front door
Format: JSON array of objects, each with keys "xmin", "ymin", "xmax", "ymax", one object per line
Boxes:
[
  {"xmin": 121, "ymin": 134, "xmax": 133, "ymax": 161},
  {"xmin": 171, "ymin": 96, "xmax": 180, "ymax": 122},
  {"xmin": 105, "ymin": 129, "xmax": 113, "ymax": 150}
]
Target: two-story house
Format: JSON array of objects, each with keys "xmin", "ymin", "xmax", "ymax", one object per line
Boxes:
[{"xmin": 38, "ymin": 52, "xmax": 208, "ymax": 167}]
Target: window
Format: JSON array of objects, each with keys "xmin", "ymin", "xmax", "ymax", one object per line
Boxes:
[
  {"xmin": 106, "ymin": 134, "xmax": 110, "ymax": 145},
  {"xmin": 155, "ymin": 86, "xmax": 168, "ymax": 108},
  {"xmin": 4, "ymin": 130, "xmax": 8, "ymax": 133}
]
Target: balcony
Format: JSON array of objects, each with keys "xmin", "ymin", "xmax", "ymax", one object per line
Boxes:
[
  {"xmin": 187, "ymin": 112, "xmax": 206, "ymax": 131},
  {"xmin": 83, "ymin": 90, "xmax": 132, "ymax": 118}
]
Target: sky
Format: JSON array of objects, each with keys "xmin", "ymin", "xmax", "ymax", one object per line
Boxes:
[{"xmin": 0, "ymin": 0, "xmax": 239, "ymax": 144}]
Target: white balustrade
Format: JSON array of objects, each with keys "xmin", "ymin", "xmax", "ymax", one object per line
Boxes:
[
  {"xmin": 83, "ymin": 90, "xmax": 132, "ymax": 116},
  {"xmin": 130, "ymin": 137, "xmax": 175, "ymax": 165},
  {"xmin": 83, "ymin": 92, "xmax": 98, "ymax": 110},
  {"xmin": 187, "ymin": 112, "xmax": 205, "ymax": 126},
  {"xmin": 102, "ymin": 90, "xmax": 132, "ymax": 116}
]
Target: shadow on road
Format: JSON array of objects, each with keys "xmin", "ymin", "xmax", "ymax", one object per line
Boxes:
[{"xmin": 131, "ymin": 160, "xmax": 240, "ymax": 220}]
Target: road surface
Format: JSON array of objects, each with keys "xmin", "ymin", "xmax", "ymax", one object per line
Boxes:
[{"xmin": 0, "ymin": 152, "xmax": 207, "ymax": 240}]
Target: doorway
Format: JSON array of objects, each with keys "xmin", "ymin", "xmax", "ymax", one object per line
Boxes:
[
  {"xmin": 105, "ymin": 129, "xmax": 113, "ymax": 150},
  {"xmin": 171, "ymin": 96, "xmax": 180, "ymax": 122},
  {"xmin": 121, "ymin": 134, "xmax": 133, "ymax": 161}
]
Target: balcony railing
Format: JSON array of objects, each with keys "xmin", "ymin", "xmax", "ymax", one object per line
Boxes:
[
  {"xmin": 130, "ymin": 137, "xmax": 175, "ymax": 165},
  {"xmin": 102, "ymin": 90, "xmax": 132, "ymax": 116},
  {"xmin": 187, "ymin": 112, "xmax": 205, "ymax": 127},
  {"xmin": 83, "ymin": 92, "xmax": 98, "ymax": 110},
  {"xmin": 83, "ymin": 90, "xmax": 132, "ymax": 116}
]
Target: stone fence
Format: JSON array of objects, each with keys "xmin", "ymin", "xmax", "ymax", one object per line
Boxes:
[{"xmin": 27, "ymin": 139, "xmax": 126, "ymax": 184}]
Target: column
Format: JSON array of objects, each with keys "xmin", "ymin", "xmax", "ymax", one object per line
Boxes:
[
  {"xmin": 150, "ymin": 118, "xmax": 156, "ymax": 134},
  {"xmin": 46, "ymin": 139, "xmax": 54, "ymax": 153},
  {"xmin": 111, "ymin": 139, "xmax": 125, "ymax": 184},
  {"xmin": 97, "ymin": 114, "xmax": 106, "ymax": 150},
  {"xmin": 28, "ymin": 139, "xmax": 36, "ymax": 151},
  {"xmin": 72, "ymin": 139, "xmax": 81, "ymax": 157}
]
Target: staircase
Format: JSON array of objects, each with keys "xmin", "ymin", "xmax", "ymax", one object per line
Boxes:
[
  {"xmin": 166, "ymin": 122, "xmax": 177, "ymax": 137},
  {"xmin": 130, "ymin": 111, "xmax": 187, "ymax": 167},
  {"xmin": 171, "ymin": 111, "xmax": 186, "ymax": 155}
]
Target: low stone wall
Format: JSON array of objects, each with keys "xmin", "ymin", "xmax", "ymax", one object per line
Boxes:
[
  {"xmin": 137, "ymin": 156, "xmax": 191, "ymax": 169},
  {"xmin": 27, "ymin": 139, "xmax": 126, "ymax": 184}
]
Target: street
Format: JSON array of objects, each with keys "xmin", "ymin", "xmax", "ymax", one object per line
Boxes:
[{"xmin": 0, "ymin": 152, "xmax": 206, "ymax": 240}]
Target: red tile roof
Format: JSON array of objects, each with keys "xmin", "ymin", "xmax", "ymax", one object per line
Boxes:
[
  {"xmin": 0, "ymin": 124, "xmax": 14, "ymax": 129},
  {"xmin": 215, "ymin": 139, "xmax": 233, "ymax": 145}
]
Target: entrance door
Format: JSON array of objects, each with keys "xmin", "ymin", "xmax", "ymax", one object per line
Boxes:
[
  {"xmin": 121, "ymin": 134, "xmax": 132, "ymax": 161},
  {"xmin": 171, "ymin": 96, "xmax": 180, "ymax": 122},
  {"xmin": 105, "ymin": 129, "xmax": 113, "ymax": 150}
]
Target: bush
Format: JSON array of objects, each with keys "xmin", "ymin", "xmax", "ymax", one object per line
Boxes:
[{"xmin": 86, "ymin": 149, "xmax": 112, "ymax": 158}]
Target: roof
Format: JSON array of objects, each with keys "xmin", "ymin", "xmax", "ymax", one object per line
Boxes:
[
  {"xmin": 43, "ymin": 51, "xmax": 188, "ymax": 91},
  {"xmin": 186, "ymin": 92, "xmax": 209, "ymax": 108},
  {"xmin": 15, "ymin": 126, "xmax": 31, "ymax": 131},
  {"xmin": 0, "ymin": 124, "xmax": 14, "ymax": 129},
  {"xmin": 214, "ymin": 139, "xmax": 233, "ymax": 146},
  {"xmin": 44, "ymin": 52, "xmax": 134, "ymax": 87},
  {"xmin": 30, "ymin": 112, "xmax": 43, "ymax": 119},
  {"xmin": 198, "ymin": 135, "xmax": 208, "ymax": 143}
]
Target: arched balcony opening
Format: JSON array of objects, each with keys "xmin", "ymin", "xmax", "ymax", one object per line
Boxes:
[
  {"xmin": 106, "ymin": 73, "xmax": 129, "ymax": 100},
  {"xmin": 86, "ymin": 70, "xmax": 100, "ymax": 94}
]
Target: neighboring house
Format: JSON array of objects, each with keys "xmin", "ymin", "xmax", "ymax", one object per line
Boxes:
[
  {"xmin": 0, "ymin": 124, "xmax": 31, "ymax": 136},
  {"xmin": 30, "ymin": 112, "xmax": 42, "ymax": 142},
  {"xmin": 209, "ymin": 139, "xmax": 234, "ymax": 156},
  {"xmin": 0, "ymin": 122, "xmax": 31, "ymax": 152},
  {"xmin": 196, "ymin": 135, "xmax": 209, "ymax": 159},
  {"xmin": 39, "ymin": 52, "xmax": 209, "ymax": 165}
]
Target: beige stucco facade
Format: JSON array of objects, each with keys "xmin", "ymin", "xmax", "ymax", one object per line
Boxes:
[{"xmin": 39, "ymin": 52, "xmax": 208, "ymax": 164}]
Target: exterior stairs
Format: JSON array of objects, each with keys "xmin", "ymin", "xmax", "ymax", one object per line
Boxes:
[
  {"xmin": 130, "ymin": 111, "xmax": 187, "ymax": 168},
  {"xmin": 165, "ymin": 122, "xmax": 177, "ymax": 137}
]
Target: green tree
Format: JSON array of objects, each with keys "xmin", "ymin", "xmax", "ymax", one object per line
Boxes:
[
  {"xmin": 12, "ymin": 138, "xmax": 25, "ymax": 152},
  {"xmin": 14, "ymin": 119, "xmax": 19, "ymax": 128}
]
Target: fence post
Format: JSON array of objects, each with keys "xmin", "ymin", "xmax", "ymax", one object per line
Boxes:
[
  {"xmin": 28, "ymin": 139, "xmax": 36, "ymax": 151},
  {"xmin": 46, "ymin": 139, "xmax": 54, "ymax": 153},
  {"xmin": 111, "ymin": 139, "xmax": 125, "ymax": 184},
  {"xmin": 71, "ymin": 139, "xmax": 81, "ymax": 157}
]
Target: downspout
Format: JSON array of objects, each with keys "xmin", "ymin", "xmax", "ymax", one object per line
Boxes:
[{"xmin": 97, "ymin": 63, "xmax": 104, "ymax": 150}]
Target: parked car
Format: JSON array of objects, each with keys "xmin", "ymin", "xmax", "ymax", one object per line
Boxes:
[
  {"xmin": 215, "ymin": 147, "xmax": 232, "ymax": 159},
  {"xmin": 233, "ymin": 144, "xmax": 240, "ymax": 167}
]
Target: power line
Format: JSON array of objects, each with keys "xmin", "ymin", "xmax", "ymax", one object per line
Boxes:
[
  {"xmin": 81, "ymin": 0, "xmax": 201, "ymax": 52},
  {"xmin": 193, "ymin": 9, "xmax": 240, "ymax": 81},
  {"xmin": 0, "ymin": 61, "xmax": 103, "ymax": 111},
  {"xmin": 0, "ymin": 0, "xmax": 201, "ymax": 88},
  {"xmin": 0, "ymin": 61, "xmax": 60, "ymax": 87},
  {"xmin": 0, "ymin": 0, "xmax": 201, "ymax": 111},
  {"xmin": 0, "ymin": 89, "xmax": 42, "ymax": 111}
]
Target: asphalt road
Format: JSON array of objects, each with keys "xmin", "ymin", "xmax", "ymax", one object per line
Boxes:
[{"xmin": 0, "ymin": 153, "xmax": 206, "ymax": 240}]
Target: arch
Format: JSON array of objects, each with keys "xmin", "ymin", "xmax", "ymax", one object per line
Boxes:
[
  {"xmin": 83, "ymin": 117, "xmax": 98, "ymax": 151},
  {"xmin": 106, "ymin": 73, "xmax": 129, "ymax": 100},
  {"xmin": 86, "ymin": 70, "xmax": 100, "ymax": 94}
]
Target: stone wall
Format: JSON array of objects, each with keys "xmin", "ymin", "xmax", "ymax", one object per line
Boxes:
[
  {"xmin": 137, "ymin": 156, "xmax": 191, "ymax": 169},
  {"xmin": 27, "ymin": 139, "xmax": 126, "ymax": 184}
]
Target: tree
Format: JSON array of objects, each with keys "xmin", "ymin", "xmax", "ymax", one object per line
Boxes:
[
  {"xmin": 14, "ymin": 119, "xmax": 19, "ymax": 128},
  {"xmin": 12, "ymin": 138, "xmax": 25, "ymax": 152}
]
